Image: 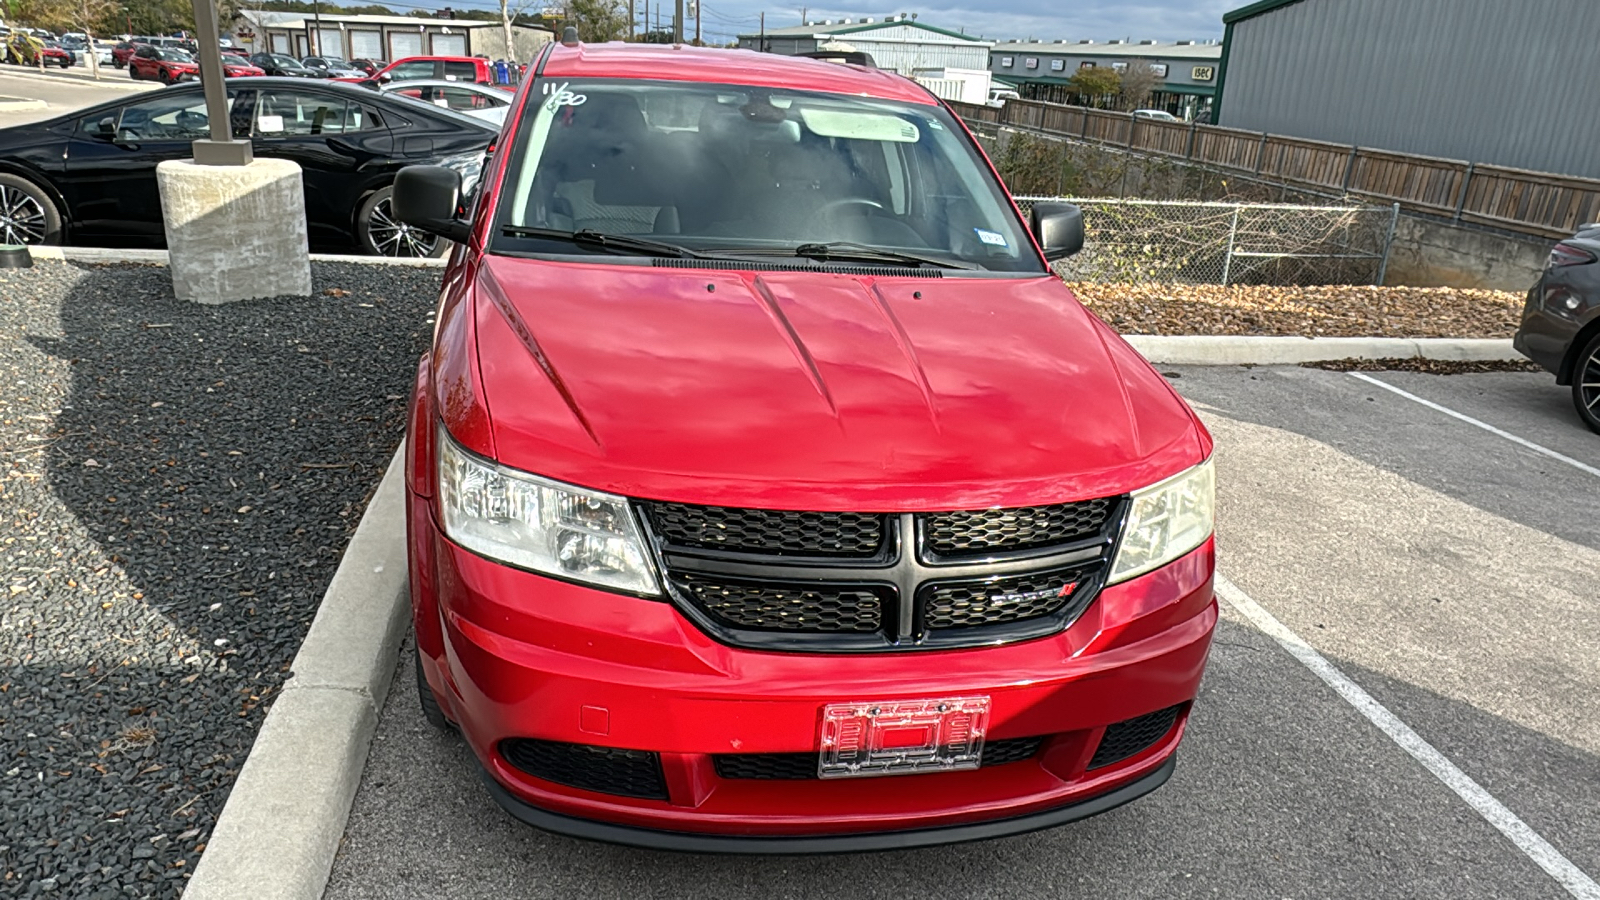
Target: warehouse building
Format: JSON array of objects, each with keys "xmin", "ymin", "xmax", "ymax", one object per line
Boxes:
[
  {"xmin": 1217, "ymin": 0, "xmax": 1600, "ymax": 178},
  {"xmin": 989, "ymin": 39, "xmax": 1222, "ymax": 120},
  {"xmin": 238, "ymin": 10, "xmax": 551, "ymax": 63},
  {"xmin": 738, "ymin": 16, "xmax": 995, "ymax": 104}
]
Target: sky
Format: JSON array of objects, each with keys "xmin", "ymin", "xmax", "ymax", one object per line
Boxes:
[{"xmin": 638, "ymin": 2, "xmax": 1237, "ymax": 47}]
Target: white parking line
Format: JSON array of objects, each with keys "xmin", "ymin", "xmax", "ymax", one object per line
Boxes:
[
  {"xmin": 1215, "ymin": 574, "xmax": 1600, "ymax": 900},
  {"xmin": 1348, "ymin": 371, "xmax": 1600, "ymax": 479}
]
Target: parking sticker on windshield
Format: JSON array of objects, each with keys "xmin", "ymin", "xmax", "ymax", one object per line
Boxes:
[
  {"xmin": 541, "ymin": 81, "xmax": 587, "ymax": 108},
  {"xmin": 974, "ymin": 228, "xmax": 1009, "ymax": 248}
]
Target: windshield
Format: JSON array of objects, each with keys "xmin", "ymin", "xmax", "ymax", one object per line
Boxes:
[
  {"xmin": 160, "ymin": 48, "xmax": 194, "ymax": 62},
  {"xmin": 493, "ymin": 79, "xmax": 1042, "ymax": 273}
]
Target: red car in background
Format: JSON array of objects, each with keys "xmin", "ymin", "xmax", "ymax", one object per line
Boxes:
[
  {"xmin": 338, "ymin": 54, "xmax": 509, "ymax": 88},
  {"xmin": 112, "ymin": 41, "xmax": 140, "ymax": 67},
  {"xmin": 127, "ymin": 44, "xmax": 197, "ymax": 83},
  {"xmin": 129, "ymin": 44, "xmax": 261, "ymax": 82},
  {"xmin": 392, "ymin": 42, "xmax": 1217, "ymax": 850}
]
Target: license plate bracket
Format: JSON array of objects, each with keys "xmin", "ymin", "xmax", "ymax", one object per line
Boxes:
[{"xmin": 818, "ymin": 696, "xmax": 990, "ymax": 779}]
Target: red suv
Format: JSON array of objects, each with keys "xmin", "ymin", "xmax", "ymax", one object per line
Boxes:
[
  {"xmin": 392, "ymin": 42, "xmax": 1216, "ymax": 851},
  {"xmin": 340, "ymin": 54, "xmax": 508, "ymax": 88}
]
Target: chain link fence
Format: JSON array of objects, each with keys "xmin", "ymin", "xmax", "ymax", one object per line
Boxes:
[{"xmin": 1014, "ymin": 197, "xmax": 1401, "ymax": 286}]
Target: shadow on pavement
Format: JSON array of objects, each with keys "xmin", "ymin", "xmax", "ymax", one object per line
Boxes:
[{"xmin": 0, "ymin": 259, "xmax": 435, "ymax": 897}]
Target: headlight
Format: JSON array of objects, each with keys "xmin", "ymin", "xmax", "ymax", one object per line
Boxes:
[
  {"xmin": 1108, "ymin": 458, "xmax": 1215, "ymax": 584},
  {"xmin": 436, "ymin": 151, "xmax": 484, "ymax": 197},
  {"xmin": 437, "ymin": 426, "xmax": 659, "ymax": 595}
]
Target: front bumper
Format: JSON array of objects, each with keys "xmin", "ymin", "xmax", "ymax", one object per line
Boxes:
[{"xmin": 411, "ymin": 491, "xmax": 1216, "ymax": 845}]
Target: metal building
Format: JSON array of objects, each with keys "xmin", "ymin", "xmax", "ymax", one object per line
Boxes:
[
  {"xmin": 1217, "ymin": 0, "xmax": 1600, "ymax": 178},
  {"xmin": 989, "ymin": 40, "xmax": 1222, "ymax": 120},
  {"xmin": 737, "ymin": 16, "xmax": 995, "ymax": 103}
]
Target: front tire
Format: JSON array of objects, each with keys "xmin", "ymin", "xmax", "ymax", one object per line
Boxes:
[
  {"xmin": 357, "ymin": 186, "xmax": 448, "ymax": 258},
  {"xmin": 0, "ymin": 174, "xmax": 63, "ymax": 246},
  {"xmin": 1572, "ymin": 332, "xmax": 1600, "ymax": 435}
]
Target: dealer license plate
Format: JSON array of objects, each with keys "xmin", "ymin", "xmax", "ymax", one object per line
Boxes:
[{"xmin": 818, "ymin": 696, "xmax": 990, "ymax": 779}]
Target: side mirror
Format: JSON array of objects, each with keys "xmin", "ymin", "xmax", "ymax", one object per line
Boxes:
[
  {"xmin": 377, "ymin": 72, "xmax": 391, "ymax": 83},
  {"xmin": 392, "ymin": 165, "xmax": 470, "ymax": 243},
  {"xmin": 1030, "ymin": 201, "xmax": 1084, "ymax": 260},
  {"xmin": 95, "ymin": 115, "xmax": 115, "ymax": 137}
]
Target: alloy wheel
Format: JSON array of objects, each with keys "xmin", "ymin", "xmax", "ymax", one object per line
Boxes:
[
  {"xmin": 1581, "ymin": 344, "xmax": 1600, "ymax": 422},
  {"xmin": 366, "ymin": 195, "xmax": 440, "ymax": 257},
  {"xmin": 0, "ymin": 185, "xmax": 48, "ymax": 245}
]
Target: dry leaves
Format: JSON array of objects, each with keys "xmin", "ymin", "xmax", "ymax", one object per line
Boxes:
[{"xmin": 1068, "ymin": 283, "xmax": 1526, "ymax": 339}]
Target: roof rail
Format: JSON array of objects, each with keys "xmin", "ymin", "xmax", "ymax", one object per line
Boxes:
[{"xmin": 797, "ymin": 49, "xmax": 877, "ymax": 67}]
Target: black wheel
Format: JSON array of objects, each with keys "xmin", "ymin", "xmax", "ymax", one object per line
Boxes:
[
  {"xmin": 128, "ymin": 64, "xmax": 139, "ymax": 79},
  {"xmin": 416, "ymin": 647, "xmax": 455, "ymax": 731},
  {"xmin": 158, "ymin": 69, "xmax": 173, "ymax": 85},
  {"xmin": 357, "ymin": 186, "xmax": 448, "ymax": 258},
  {"xmin": 1572, "ymin": 332, "xmax": 1600, "ymax": 435},
  {"xmin": 0, "ymin": 174, "xmax": 62, "ymax": 246}
]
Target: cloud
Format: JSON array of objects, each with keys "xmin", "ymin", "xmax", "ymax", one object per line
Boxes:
[{"xmin": 684, "ymin": 1, "xmax": 1233, "ymax": 43}]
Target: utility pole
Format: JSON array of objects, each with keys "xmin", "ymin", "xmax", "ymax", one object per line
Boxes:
[
  {"xmin": 673, "ymin": 0, "xmax": 683, "ymax": 42},
  {"xmin": 311, "ymin": 0, "xmax": 322, "ymax": 56},
  {"xmin": 758, "ymin": 11, "xmax": 764, "ymax": 51},
  {"xmin": 693, "ymin": 1, "xmax": 700, "ymax": 44},
  {"xmin": 627, "ymin": 0, "xmax": 635, "ymax": 39}
]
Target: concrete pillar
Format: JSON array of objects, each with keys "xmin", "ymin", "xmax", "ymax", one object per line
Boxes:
[{"xmin": 156, "ymin": 158, "xmax": 312, "ymax": 304}]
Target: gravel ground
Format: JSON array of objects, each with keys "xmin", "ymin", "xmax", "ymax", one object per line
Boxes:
[
  {"xmin": 1069, "ymin": 283, "xmax": 1528, "ymax": 338},
  {"xmin": 0, "ymin": 260, "xmax": 437, "ymax": 899},
  {"xmin": 1304, "ymin": 358, "xmax": 1543, "ymax": 374}
]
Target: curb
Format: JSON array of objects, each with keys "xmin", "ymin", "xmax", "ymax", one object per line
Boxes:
[
  {"xmin": 0, "ymin": 96, "xmax": 48, "ymax": 111},
  {"xmin": 28, "ymin": 246, "xmax": 448, "ymax": 267},
  {"xmin": 0, "ymin": 66, "xmax": 156, "ymax": 91},
  {"xmin": 183, "ymin": 446, "xmax": 411, "ymax": 900},
  {"xmin": 1121, "ymin": 335, "xmax": 1519, "ymax": 366}
]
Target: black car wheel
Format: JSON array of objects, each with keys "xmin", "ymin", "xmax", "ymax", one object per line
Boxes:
[
  {"xmin": 1573, "ymin": 332, "xmax": 1600, "ymax": 435},
  {"xmin": 58, "ymin": 58, "xmax": 70, "ymax": 68},
  {"xmin": 358, "ymin": 187, "xmax": 448, "ymax": 258},
  {"xmin": 0, "ymin": 174, "xmax": 62, "ymax": 245},
  {"xmin": 128, "ymin": 64, "xmax": 139, "ymax": 79},
  {"xmin": 158, "ymin": 68, "xmax": 173, "ymax": 85}
]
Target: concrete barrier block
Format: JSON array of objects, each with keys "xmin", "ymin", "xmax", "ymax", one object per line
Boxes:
[{"xmin": 157, "ymin": 158, "xmax": 312, "ymax": 303}]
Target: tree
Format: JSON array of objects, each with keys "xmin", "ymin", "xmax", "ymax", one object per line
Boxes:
[
  {"xmin": 1116, "ymin": 60, "xmax": 1162, "ymax": 111},
  {"xmin": 1067, "ymin": 65, "xmax": 1120, "ymax": 109},
  {"xmin": 565, "ymin": 0, "xmax": 629, "ymax": 42},
  {"xmin": 21, "ymin": 0, "xmax": 119, "ymax": 78}
]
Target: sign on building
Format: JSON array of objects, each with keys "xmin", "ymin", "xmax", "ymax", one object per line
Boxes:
[{"xmin": 1192, "ymin": 65, "xmax": 1215, "ymax": 81}]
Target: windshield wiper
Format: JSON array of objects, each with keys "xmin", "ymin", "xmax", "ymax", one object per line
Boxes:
[
  {"xmin": 791, "ymin": 242, "xmax": 978, "ymax": 271},
  {"xmin": 501, "ymin": 226, "xmax": 705, "ymax": 259}
]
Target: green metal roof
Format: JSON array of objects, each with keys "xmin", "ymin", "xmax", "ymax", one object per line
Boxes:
[{"xmin": 1223, "ymin": 0, "xmax": 1312, "ymax": 25}]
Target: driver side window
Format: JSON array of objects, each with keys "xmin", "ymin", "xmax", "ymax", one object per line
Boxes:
[{"xmin": 82, "ymin": 91, "xmax": 241, "ymax": 142}]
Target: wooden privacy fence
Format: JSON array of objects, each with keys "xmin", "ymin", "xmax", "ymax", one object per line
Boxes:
[{"xmin": 950, "ymin": 98, "xmax": 1600, "ymax": 240}]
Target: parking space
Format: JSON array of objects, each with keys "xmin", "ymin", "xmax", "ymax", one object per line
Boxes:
[{"xmin": 325, "ymin": 367, "xmax": 1599, "ymax": 900}]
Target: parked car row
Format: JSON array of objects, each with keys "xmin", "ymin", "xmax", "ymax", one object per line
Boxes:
[
  {"xmin": 127, "ymin": 45, "xmax": 265, "ymax": 82},
  {"xmin": 2, "ymin": 33, "xmax": 74, "ymax": 68},
  {"xmin": 0, "ymin": 78, "xmax": 496, "ymax": 256}
]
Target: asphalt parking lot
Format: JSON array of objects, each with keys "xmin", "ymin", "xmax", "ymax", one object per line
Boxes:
[{"xmin": 325, "ymin": 366, "xmax": 1599, "ymax": 900}]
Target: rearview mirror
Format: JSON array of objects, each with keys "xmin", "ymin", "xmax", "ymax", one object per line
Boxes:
[
  {"xmin": 1030, "ymin": 201, "xmax": 1085, "ymax": 260},
  {"xmin": 392, "ymin": 165, "xmax": 470, "ymax": 244}
]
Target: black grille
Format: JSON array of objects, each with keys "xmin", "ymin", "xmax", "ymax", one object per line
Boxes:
[
  {"xmin": 652, "ymin": 258, "xmax": 943, "ymax": 278},
  {"xmin": 674, "ymin": 576, "xmax": 885, "ymax": 632},
  {"xmin": 1088, "ymin": 705, "xmax": 1182, "ymax": 770},
  {"xmin": 923, "ymin": 499, "xmax": 1117, "ymax": 558},
  {"xmin": 922, "ymin": 567, "xmax": 1091, "ymax": 630},
  {"xmin": 712, "ymin": 736, "xmax": 1046, "ymax": 780},
  {"xmin": 500, "ymin": 739, "xmax": 668, "ymax": 800},
  {"xmin": 643, "ymin": 502, "xmax": 886, "ymax": 559},
  {"xmin": 981, "ymin": 735, "xmax": 1046, "ymax": 766}
]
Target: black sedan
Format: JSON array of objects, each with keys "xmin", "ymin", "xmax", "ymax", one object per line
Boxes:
[
  {"xmin": 1515, "ymin": 224, "xmax": 1600, "ymax": 433},
  {"xmin": 249, "ymin": 53, "xmax": 318, "ymax": 78},
  {"xmin": 0, "ymin": 78, "xmax": 495, "ymax": 257}
]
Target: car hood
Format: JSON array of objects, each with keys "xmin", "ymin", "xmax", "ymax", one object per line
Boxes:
[{"xmin": 466, "ymin": 257, "xmax": 1208, "ymax": 509}]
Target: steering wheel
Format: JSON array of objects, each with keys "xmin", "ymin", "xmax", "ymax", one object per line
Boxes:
[{"xmin": 817, "ymin": 197, "xmax": 884, "ymax": 216}]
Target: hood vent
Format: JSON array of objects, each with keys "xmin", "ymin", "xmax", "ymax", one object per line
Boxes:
[{"xmin": 651, "ymin": 258, "xmax": 944, "ymax": 278}]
